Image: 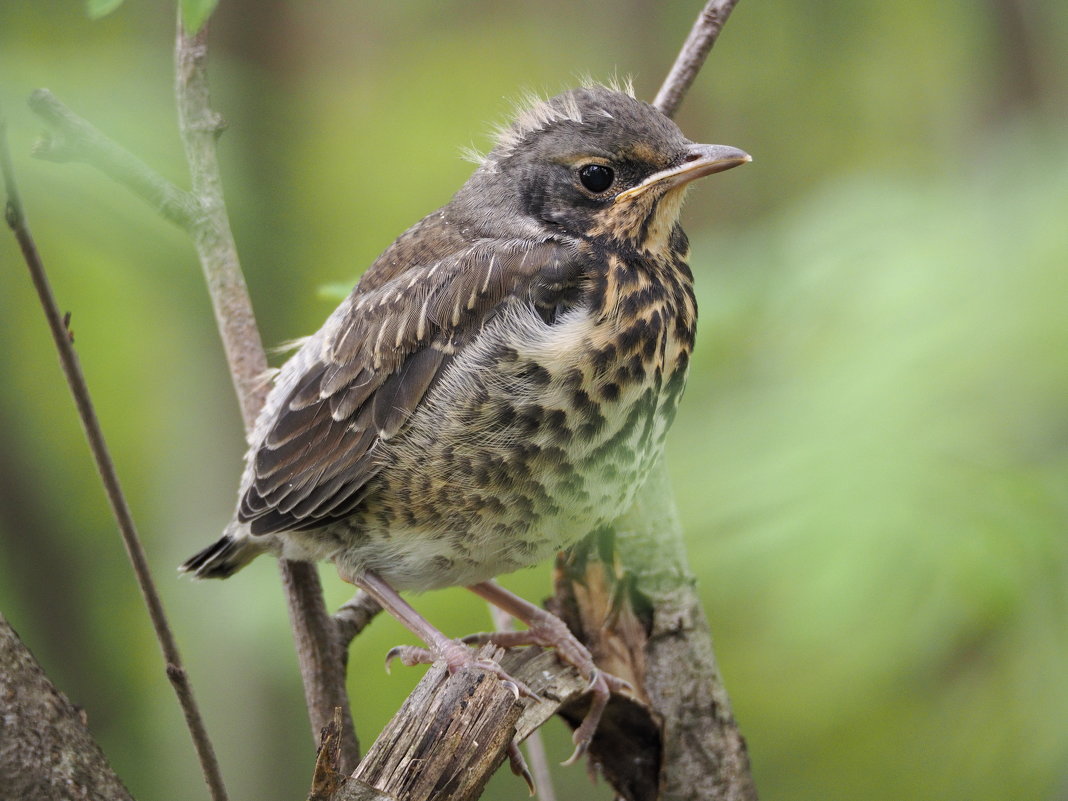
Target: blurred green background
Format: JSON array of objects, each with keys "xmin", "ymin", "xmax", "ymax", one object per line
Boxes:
[{"xmin": 2, "ymin": 1, "xmax": 1066, "ymax": 799}]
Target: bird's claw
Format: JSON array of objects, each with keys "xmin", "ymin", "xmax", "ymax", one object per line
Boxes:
[
  {"xmin": 383, "ymin": 641, "xmax": 539, "ymax": 700},
  {"xmin": 459, "ymin": 619, "xmax": 630, "ymax": 763},
  {"xmin": 587, "ymin": 667, "xmax": 632, "ymax": 694},
  {"xmin": 384, "ymin": 644, "xmax": 433, "ymax": 673},
  {"xmin": 507, "ymin": 741, "xmax": 536, "ymax": 795},
  {"xmin": 562, "ymin": 666, "xmax": 613, "ymax": 765},
  {"xmin": 466, "ymin": 658, "xmax": 539, "ymax": 700}
]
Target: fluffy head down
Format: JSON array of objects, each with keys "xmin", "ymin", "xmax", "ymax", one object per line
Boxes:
[{"xmin": 489, "ymin": 78, "xmax": 637, "ymax": 161}]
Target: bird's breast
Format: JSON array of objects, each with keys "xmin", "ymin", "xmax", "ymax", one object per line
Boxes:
[{"xmin": 341, "ymin": 252, "xmax": 695, "ymax": 590}]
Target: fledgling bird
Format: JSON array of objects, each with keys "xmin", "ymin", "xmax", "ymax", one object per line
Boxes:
[{"xmin": 182, "ymin": 83, "xmax": 749, "ymax": 758}]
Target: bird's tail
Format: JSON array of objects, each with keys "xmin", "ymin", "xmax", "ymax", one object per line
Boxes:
[{"xmin": 180, "ymin": 525, "xmax": 265, "ymax": 579}]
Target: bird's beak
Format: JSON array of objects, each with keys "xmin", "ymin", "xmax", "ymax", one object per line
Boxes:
[{"xmin": 614, "ymin": 143, "xmax": 751, "ymax": 203}]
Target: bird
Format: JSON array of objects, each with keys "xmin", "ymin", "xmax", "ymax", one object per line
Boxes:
[{"xmin": 181, "ymin": 82, "xmax": 750, "ymax": 761}]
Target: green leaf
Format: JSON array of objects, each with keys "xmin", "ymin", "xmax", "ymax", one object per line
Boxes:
[
  {"xmin": 86, "ymin": 0, "xmax": 125, "ymax": 19},
  {"xmin": 180, "ymin": 0, "xmax": 220, "ymax": 34}
]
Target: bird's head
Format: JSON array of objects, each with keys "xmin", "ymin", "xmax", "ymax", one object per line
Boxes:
[{"xmin": 460, "ymin": 84, "xmax": 750, "ymax": 252}]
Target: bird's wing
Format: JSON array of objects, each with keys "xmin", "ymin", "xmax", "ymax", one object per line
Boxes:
[{"xmin": 239, "ymin": 237, "xmax": 581, "ymax": 535}]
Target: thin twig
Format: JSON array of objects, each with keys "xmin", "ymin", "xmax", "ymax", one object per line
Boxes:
[
  {"xmin": 173, "ymin": 19, "xmax": 269, "ymax": 428},
  {"xmin": 652, "ymin": 0, "xmax": 742, "ymax": 118},
  {"xmin": 173, "ymin": 15, "xmax": 360, "ymax": 771},
  {"xmin": 1, "ymin": 117, "xmax": 230, "ymax": 801},
  {"xmin": 28, "ymin": 89, "xmax": 199, "ymax": 230}
]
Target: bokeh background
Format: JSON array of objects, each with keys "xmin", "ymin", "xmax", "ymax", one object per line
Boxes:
[{"xmin": 2, "ymin": 2, "xmax": 1066, "ymax": 799}]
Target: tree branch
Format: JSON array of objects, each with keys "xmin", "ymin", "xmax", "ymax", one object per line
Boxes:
[
  {"xmin": 1, "ymin": 115, "xmax": 230, "ymax": 801},
  {"xmin": 173, "ymin": 20, "xmax": 268, "ymax": 428},
  {"xmin": 27, "ymin": 89, "xmax": 199, "ymax": 230},
  {"xmin": 653, "ymin": 0, "xmax": 742, "ymax": 118},
  {"xmin": 172, "ymin": 14, "xmax": 360, "ymax": 772},
  {"xmin": 335, "ymin": 591, "xmax": 383, "ymax": 649},
  {"xmin": 0, "ymin": 614, "xmax": 135, "ymax": 801}
]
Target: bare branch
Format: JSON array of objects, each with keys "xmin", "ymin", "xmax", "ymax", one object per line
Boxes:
[
  {"xmin": 173, "ymin": 15, "xmax": 360, "ymax": 771},
  {"xmin": 278, "ymin": 559, "xmax": 360, "ymax": 772},
  {"xmin": 1, "ymin": 115, "xmax": 230, "ymax": 801},
  {"xmin": 173, "ymin": 20, "xmax": 268, "ymax": 428},
  {"xmin": 653, "ymin": 0, "xmax": 742, "ymax": 118},
  {"xmin": 27, "ymin": 89, "xmax": 199, "ymax": 230}
]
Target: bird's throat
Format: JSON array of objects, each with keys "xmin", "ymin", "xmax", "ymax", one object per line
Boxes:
[{"xmin": 589, "ymin": 185, "xmax": 689, "ymax": 255}]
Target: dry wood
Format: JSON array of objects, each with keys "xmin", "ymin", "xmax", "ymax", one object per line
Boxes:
[{"xmin": 316, "ymin": 645, "xmax": 588, "ymax": 801}]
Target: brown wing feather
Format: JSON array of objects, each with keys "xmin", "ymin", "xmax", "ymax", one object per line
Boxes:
[{"xmin": 239, "ymin": 237, "xmax": 581, "ymax": 536}]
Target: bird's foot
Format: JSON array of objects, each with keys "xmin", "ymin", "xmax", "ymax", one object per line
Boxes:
[
  {"xmin": 463, "ymin": 610, "xmax": 631, "ymax": 764},
  {"xmin": 384, "ymin": 639, "xmax": 538, "ymax": 701}
]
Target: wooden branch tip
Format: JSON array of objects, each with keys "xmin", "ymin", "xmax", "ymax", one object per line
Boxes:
[
  {"xmin": 308, "ymin": 707, "xmax": 348, "ymax": 801},
  {"xmin": 346, "ymin": 645, "xmax": 589, "ymax": 801}
]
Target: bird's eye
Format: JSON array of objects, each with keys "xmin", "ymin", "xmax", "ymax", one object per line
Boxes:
[{"xmin": 578, "ymin": 164, "xmax": 615, "ymax": 193}]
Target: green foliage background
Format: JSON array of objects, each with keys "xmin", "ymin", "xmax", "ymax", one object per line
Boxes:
[{"xmin": 2, "ymin": 2, "xmax": 1066, "ymax": 799}]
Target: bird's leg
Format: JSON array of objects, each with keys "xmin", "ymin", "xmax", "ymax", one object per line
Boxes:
[
  {"xmin": 465, "ymin": 580, "xmax": 631, "ymax": 763},
  {"xmin": 349, "ymin": 570, "xmax": 536, "ymax": 699}
]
